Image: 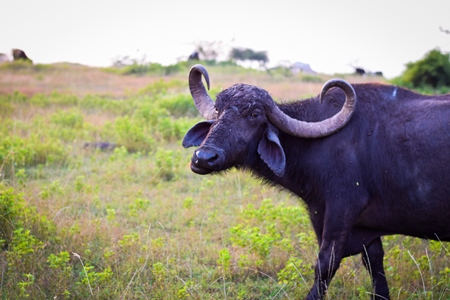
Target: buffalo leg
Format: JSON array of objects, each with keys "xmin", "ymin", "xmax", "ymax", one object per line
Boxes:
[
  {"xmin": 306, "ymin": 233, "xmax": 349, "ymax": 300},
  {"xmin": 305, "ymin": 192, "xmax": 368, "ymax": 299},
  {"xmin": 362, "ymin": 238, "xmax": 390, "ymax": 300}
]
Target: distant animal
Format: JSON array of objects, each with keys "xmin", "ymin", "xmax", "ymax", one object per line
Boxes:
[
  {"xmin": 12, "ymin": 49, "xmax": 32, "ymax": 63},
  {"xmin": 374, "ymin": 71, "xmax": 383, "ymax": 77},
  {"xmin": 354, "ymin": 67, "xmax": 365, "ymax": 75},
  {"xmin": 183, "ymin": 64, "xmax": 450, "ymax": 299},
  {"xmin": 188, "ymin": 51, "xmax": 200, "ymax": 60}
]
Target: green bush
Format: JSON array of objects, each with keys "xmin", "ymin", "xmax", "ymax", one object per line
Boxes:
[
  {"xmin": 159, "ymin": 94, "xmax": 198, "ymax": 118},
  {"xmin": 0, "ymin": 132, "xmax": 67, "ymax": 178},
  {"xmin": 29, "ymin": 93, "xmax": 78, "ymax": 107},
  {"xmin": 392, "ymin": 49, "xmax": 450, "ymax": 92},
  {"xmin": 137, "ymin": 79, "xmax": 185, "ymax": 96},
  {"xmin": 50, "ymin": 109, "xmax": 84, "ymax": 128},
  {"xmin": 228, "ymin": 199, "xmax": 315, "ymax": 278},
  {"xmin": 156, "ymin": 117, "xmax": 193, "ymax": 141},
  {"xmin": 300, "ymin": 74, "xmax": 323, "ymax": 83},
  {"xmin": 120, "ymin": 62, "xmax": 164, "ymax": 76},
  {"xmin": 154, "ymin": 148, "xmax": 182, "ymax": 181},
  {"xmin": 2, "ymin": 91, "xmax": 29, "ymax": 104},
  {"xmin": 113, "ymin": 116, "xmax": 154, "ymax": 152},
  {"xmin": 0, "ymin": 60, "xmax": 36, "ymax": 71},
  {"xmin": 80, "ymin": 95, "xmax": 130, "ymax": 114},
  {"xmin": 0, "ymin": 185, "xmax": 24, "ymax": 247},
  {"xmin": 107, "ymin": 61, "xmax": 190, "ymax": 76}
]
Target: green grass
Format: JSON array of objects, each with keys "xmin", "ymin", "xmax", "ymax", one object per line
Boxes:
[{"xmin": 0, "ymin": 65, "xmax": 448, "ymax": 299}]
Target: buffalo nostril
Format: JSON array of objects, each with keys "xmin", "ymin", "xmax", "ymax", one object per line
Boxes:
[{"xmin": 195, "ymin": 150, "xmax": 218, "ymax": 164}]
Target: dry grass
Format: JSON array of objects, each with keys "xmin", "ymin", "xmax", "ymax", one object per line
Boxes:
[
  {"xmin": 0, "ymin": 63, "xmax": 167, "ymax": 98},
  {"xmin": 0, "ymin": 62, "xmax": 386, "ymax": 100}
]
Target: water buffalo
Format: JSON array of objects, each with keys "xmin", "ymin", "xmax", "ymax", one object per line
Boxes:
[
  {"xmin": 182, "ymin": 65, "xmax": 450, "ymax": 299},
  {"xmin": 355, "ymin": 67, "xmax": 366, "ymax": 76},
  {"xmin": 188, "ymin": 51, "xmax": 200, "ymax": 60},
  {"xmin": 12, "ymin": 48, "xmax": 32, "ymax": 63}
]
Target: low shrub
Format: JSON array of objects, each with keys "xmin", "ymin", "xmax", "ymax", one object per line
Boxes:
[
  {"xmin": 113, "ymin": 116, "xmax": 154, "ymax": 153},
  {"xmin": 159, "ymin": 94, "xmax": 198, "ymax": 118},
  {"xmin": 392, "ymin": 49, "xmax": 450, "ymax": 94}
]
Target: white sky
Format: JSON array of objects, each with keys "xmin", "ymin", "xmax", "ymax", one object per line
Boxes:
[{"xmin": 2, "ymin": 0, "xmax": 450, "ymax": 78}]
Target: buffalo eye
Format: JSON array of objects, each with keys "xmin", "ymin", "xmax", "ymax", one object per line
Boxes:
[{"xmin": 251, "ymin": 112, "xmax": 259, "ymax": 118}]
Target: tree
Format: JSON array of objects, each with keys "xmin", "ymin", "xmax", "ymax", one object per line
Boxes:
[
  {"xmin": 229, "ymin": 47, "xmax": 269, "ymax": 67},
  {"xmin": 401, "ymin": 49, "xmax": 450, "ymax": 89}
]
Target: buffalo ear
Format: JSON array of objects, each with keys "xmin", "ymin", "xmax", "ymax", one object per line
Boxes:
[
  {"xmin": 258, "ymin": 128, "xmax": 286, "ymax": 177},
  {"xmin": 182, "ymin": 120, "xmax": 214, "ymax": 148}
]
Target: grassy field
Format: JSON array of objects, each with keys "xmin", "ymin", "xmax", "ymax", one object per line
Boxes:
[{"xmin": 0, "ymin": 61, "xmax": 448, "ymax": 299}]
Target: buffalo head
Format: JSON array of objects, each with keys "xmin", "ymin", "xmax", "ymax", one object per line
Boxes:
[{"xmin": 183, "ymin": 64, "xmax": 356, "ymax": 177}]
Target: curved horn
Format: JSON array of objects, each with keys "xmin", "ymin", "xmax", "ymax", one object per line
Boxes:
[
  {"xmin": 189, "ymin": 64, "xmax": 217, "ymax": 120},
  {"xmin": 266, "ymin": 79, "xmax": 357, "ymax": 138}
]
